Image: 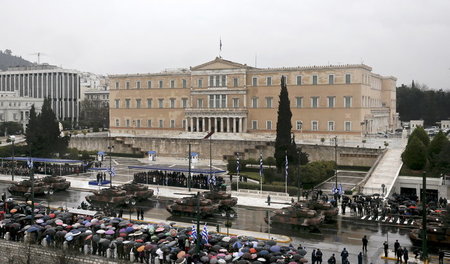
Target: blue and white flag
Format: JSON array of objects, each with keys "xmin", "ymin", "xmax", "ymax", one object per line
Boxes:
[
  {"xmin": 259, "ymin": 153, "xmax": 263, "ymax": 177},
  {"xmin": 236, "ymin": 155, "xmax": 240, "ymax": 175},
  {"xmin": 285, "ymin": 153, "xmax": 288, "ymax": 180},
  {"xmin": 338, "ymin": 184, "xmax": 343, "ymax": 195},
  {"xmin": 27, "ymin": 158, "xmax": 33, "ymax": 169},
  {"xmin": 212, "ymin": 175, "xmax": 216, "ymax": 186},
  {"xmin": 201, "ymin": 224, "xmax": 209, "ymax": 244},
  {"xmin": 191, "ymin": 224, "xmax": 197, "ymax": 240},
  {"xmin": 108, "ymin": 167, "xmax": 116, "ymax": 177}
]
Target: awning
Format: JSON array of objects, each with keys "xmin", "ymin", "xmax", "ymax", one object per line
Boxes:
[
  {"xmin": 147, "ymin": 151, "xmax": 157, "ymax": 154},
  {"xmin": 2, "ymin": 157, "xmax": 83, "ymax": 164},
  {"xmin": 87, "ymin": 168, "xmax": 110, "ymax": 171},
  {"xmin": 97, "ymin": 151, "xmax": 106, "ymax": 155},
  {"xmin": 128, "ymin": 165, "xmax": 225, "ymax": 174}
]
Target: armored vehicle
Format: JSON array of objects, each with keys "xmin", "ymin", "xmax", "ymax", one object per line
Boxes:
[
  {"xmin": 202, "ymin": 190, "xmax": 238, "ymax": 209},
  {"xmin": 266, "ymin": 202, "xmax": 325, "ymax": 230},
  {"xmin": 85, "ymin": 187, "xmax": 129, "ymax": 206},
  {"xmin": 8, "ymin": 179, "xmax": 47, "ymax": 196},
  {"xmin": 166, "ymin": 196, "xmax": 220, "ymax": 217},
  {"xmin": 42, "ymin": 176, "xmax": 71, "ymax": 191},
  {"xmin": 120, "ymin": 183, "xmax": 154, "ymax": 201}
]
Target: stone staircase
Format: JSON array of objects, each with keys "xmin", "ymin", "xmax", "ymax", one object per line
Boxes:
[{"xmin": 362, "ymin": 148, "xmax": 404, "ymax": 196}]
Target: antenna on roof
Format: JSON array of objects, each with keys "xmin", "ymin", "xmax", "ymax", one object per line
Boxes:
[
  {"xmin": 219, "ymin": 37, "xmax": 222, "ymax": 58},
  {"xmin": 360, "ymin": 58, "xmax": 364, "ymax": 64},
  {"xmin": 255, "ymin": 53, "xmax": 257, "ymax": 68}
]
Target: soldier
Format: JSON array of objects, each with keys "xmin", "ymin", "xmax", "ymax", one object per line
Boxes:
[
  {"xmin": 316, "ymin": 249, "xmax": 323, "ymax": 264},
  {"xmin": 394, "ymin": 240, "xmax": 400, "ymax": 258},
  {"xmin": 383, "ymin": 241, "xmax": 389, "ymax": 257},
  {"xmin": 362, "ymin": 235, "xmax": 368, "ymax": 252}
]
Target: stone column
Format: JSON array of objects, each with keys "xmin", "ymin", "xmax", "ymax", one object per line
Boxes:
[
  {"xmin": 243, "ymin": 117, "xmax": 247, "ymax": 133},
  {"xmin": 190, "ymin": 117, "xmax": 194, "ymax": 132},
  {"xmin": 219, "ymin": 117, "xmax": 223, "ymax": 132},
  {"xmin": 239, "ymin": 118, "xmax": 243, "ymax": 133},
  {"xmin": 196, "ymin": 117, "xmax": 199, "ymax": 132},
  {"xmin": 232, "ymin": 117, "xmax": 236, "ymax": 133},
  {"xmin": 185, "ymin": 118, "xmax": 189, "ymax": 131}
]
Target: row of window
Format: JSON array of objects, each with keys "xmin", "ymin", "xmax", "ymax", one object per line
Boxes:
[
  {"xmin": 250, "ymin": 120, "xmax": 353, "ymax": 131},
  {"xmin": 114, "ymin": 95, "xmax": 354, "ymax": 109},
  {"xmin": 114, "ymin": 73, "xmax": 353, "ymax": 89},
  {"xmin": 114, "ymin": 118, "xmax": 353, "ymax": 132}
]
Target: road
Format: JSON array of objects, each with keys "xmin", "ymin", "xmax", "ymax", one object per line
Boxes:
[{"xmin": 0, "ymin": 182, "xmax": 419, "ymax": 264}]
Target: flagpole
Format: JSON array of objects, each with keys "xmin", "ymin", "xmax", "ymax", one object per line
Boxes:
[
  {"xmin": 236, "ymin": 154, "xmax": 240, "ymax": 193},
  {"xmin": 259, "ymin": 152, "xmax": 263, "ymax": 195},
  {"xmin": 285, "ymin": 151, "xmax": 288, "ymax": 194}
]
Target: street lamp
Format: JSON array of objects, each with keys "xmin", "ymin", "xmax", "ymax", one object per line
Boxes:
[
  {"xmin": 125, "ymin": 198, "xmax": 136, "ymax": 220},
  {"xmin": 334, "ymin": 136, "xmax": 338, "ymax": 189},
  {"xmin": 107, "ymin": 144, "xmax": 114, "ymax": 187},
  {"xmin": 44, "ymin": 188, "xmax": 54, "ymax": 214},
  {"xmin": 10, "ymin": 136, "xmax": 15, "ymax": 181},
  {"xmin": 220, "ymin": 210, "xmax": 235, "ymax": 236}
]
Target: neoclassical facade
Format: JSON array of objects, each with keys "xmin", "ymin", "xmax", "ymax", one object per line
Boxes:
[{"xmin": 109, "ymin": 57, "xmax": 397, "ymax": 137}]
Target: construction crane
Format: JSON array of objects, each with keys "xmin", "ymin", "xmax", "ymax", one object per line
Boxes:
[{"xmin": 28, "ymin": 52, "xmax": 48, "ymax": 64}]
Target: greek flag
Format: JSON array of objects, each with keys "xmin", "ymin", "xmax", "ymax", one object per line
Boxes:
[
  {"xmin": 259, "ymin": 153, "xmax": 263, "ymax": 177},
  {"xmin": 338, "ymin": 184, "xmax": 343, "ymax": 195},
  {"xmin": 108, "ymin": 167, "xmax": 116, "ymax": 177},
  {"xmin": 190, "ymin": 224, "xmax": 197, "ymax": 240},
  {"xmin": 236, "ymin": 155, "xmax": 240, "ymax": 175},
  {"xmin": 285, "ymin": 154, "xmax": 288, "ymax": 181},
  {"xmin": 27, "ymin": 158, "xmax": 33, "ymax": 169},
  {"xmin": 212, "ymin": 175, "xmax": 216, "ymax": 186},
  {"xmin": 201, "ymin": 224, "xmax": 209, "ymax": 244}
]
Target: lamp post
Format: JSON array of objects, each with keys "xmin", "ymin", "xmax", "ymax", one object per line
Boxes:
[
  {"xmin": 44, "ymin": 188, "xmax": 54, "ymax": 214},
  {"xmin": 421, "ymin": 171, "xmax": 428, "ymax": 262},
  {"xmin": 10, "ymin": 136, "xmax": 15, "ymax": 181},
  {"xmin": 221, "ymin": 210, "xmax": 235, "ymax": 236},
  {"xmin": 125, "ymin": 198, "xmax": 136, "ymax": 221},
  {"xmin": 334, "ymin": 136, "xmax": 338, "ymax": 189},
  {"xmin": 108, "ymin": 143, "xmax": 114, "ymax": 188},
  {"xmin": 297, "ymin": 150, "xmax": 301, "ymax": 202}
]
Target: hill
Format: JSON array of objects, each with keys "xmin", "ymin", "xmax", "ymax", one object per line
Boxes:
[{"xmin": 0, "ymin": 49, "xmax": 33, "ymax": 70}]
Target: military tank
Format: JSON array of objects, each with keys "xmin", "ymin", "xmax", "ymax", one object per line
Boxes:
[
  {"xmin": 120, "ymin": 183, "xmax": 154, "ymax": 201},
  {"xmin": 202, "ymin": 190, "xmax": 238, "ymax": 209},
  {"xmin": 166, "ymin": 196, "xmax": 220, "ymax": 217},
  {"xmin": 306, "ymin": 200, "xmax": 338, "ymax": 222},
  {"xmin": 409, "ymin": 204, "xmax": 450, "ymax": 247},
  {"xmin": 85, "ymin": 187, "xmax": 130, "ymax": 206},
  {"xmin": 41, "ymin": 176, "xmax": 71, "ymax": 191},
  {"xmin": 8, "ymin": 179, "xmax": 47, "ymax": 196},
  {"xmin": 266, "ymin": 202, "xmax": 325, "ymax": 230}
]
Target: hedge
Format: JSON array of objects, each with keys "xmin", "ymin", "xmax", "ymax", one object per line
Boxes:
[{"xmin": 231, "ymin": 182, "xmax": 301, "ymax": 196}]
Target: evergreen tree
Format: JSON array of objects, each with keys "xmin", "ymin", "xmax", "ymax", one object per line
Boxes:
[
  {"xmin": 274, "ymin": 76, "xmax": 293, "ymax": 170},
  {"xmin": 436, "ymin": 141, "xmax": 450, "ymax": 174},
  {"xmin": 25, "ymin": 104, "xmax": 39, "ymax": 151},
  {"xmin": 25, "ymin": 98, "xmax": 68, "ymax": 157},
  {"xmin": 428, "ymin": 131, "xmax": 449, "ymax": 166},
  {"xmin": 408, "ymin": 126, "xmax": 430, "ymax": 146},
  {"xmin": 402, "ymin": 135, "xmax": 427, "ymax": 170}
]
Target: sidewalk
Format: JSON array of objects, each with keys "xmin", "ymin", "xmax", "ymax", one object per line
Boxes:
[{"xmin": 380, "ymin": 249, "xmax": 434, "ymax": 264}]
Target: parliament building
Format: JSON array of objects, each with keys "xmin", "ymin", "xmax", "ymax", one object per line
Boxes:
[{"xmin": 109, "ymin": 57, "xmax": 397, "ymax": 137}]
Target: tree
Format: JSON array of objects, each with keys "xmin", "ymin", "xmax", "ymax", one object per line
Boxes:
[
  {"xmin": 402, "ymin": 136, "xmax": 427, "ymax": 170},
  {"xmin": 409, "ymin": 126, "xmax": 430, "ymax": 146},
  {"xmin": 428, "ymin": 130, "xmax": 449, "ymax": 168},
  {"xmin": 436, "ymin": 141, "xmax": 450, "ymax": 174},
  {"xmin": 0, "ymin": 121, "xmax": 22, "ymax": 136},
  {"xmin": 25, "ymin": 98, "xmax": 69, "ymax": 157},
  {"xmin": 274, "ymin": 76, "xmax": 293, "ymax": 170}
]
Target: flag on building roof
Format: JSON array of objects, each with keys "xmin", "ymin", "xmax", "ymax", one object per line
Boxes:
[{"xmin": 259, "ymin": 153, "xmax": 263, "ymax": 178}]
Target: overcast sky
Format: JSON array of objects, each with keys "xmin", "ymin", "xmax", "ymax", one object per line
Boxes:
[{"xmin": 1, "ymin": 0, "xmax": 450, "ymax": 89}]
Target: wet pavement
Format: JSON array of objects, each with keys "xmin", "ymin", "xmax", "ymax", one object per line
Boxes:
[{"xmin": 0, "ymin": 182, "xmax": 420, "ymax": 264}]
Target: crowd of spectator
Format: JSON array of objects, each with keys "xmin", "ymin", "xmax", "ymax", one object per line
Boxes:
[{"xmin": 134, "ymin": 170, "xmax": 224, "ymax": 190}]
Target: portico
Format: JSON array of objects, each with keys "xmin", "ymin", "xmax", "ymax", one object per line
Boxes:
[{"xmin": 185, "ymin": 109, "xmax": 247, "ymax": 133}]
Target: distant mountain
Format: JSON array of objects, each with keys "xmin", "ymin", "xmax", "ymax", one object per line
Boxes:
[{"xmin": 0, "ymin": 49, "xmax": 34, "ymax": 71}]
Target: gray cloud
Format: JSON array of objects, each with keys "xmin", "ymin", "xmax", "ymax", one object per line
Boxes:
[{"xmin": 1, "ymin": 0, "xmax": 449, "ymax": 89}]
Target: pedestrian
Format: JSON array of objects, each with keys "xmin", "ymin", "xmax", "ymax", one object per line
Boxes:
[
  {"xmin": 316, "ymin": 249, "xmax": 323, "ymax": 264},
  {"xmin": 383, "ymin": 241, "xmax": 388, "ymax": 257},
  {"xmin": 397, "ymin": 247, "xmax": 403, "ymax": 263},
  {"xmin": 394, "ymin": 240, "xmax": 400, "ymax": 257},
  {"xmin": 311, "ymin": 249, "xmax": 316, "ymax": 264},
  {"xmin": 362, "ymin": 235, "xmax": 368, "ymax": 252},
  {"xmin": 358, "ymin": 252, "xmax": 363, "ymax": 264},
  {"xmin": 439, "ymin": 250, "xmax": 445, "ymax": 264},
  {"xmin": 327, "ymin": 254, "xmax": 336, "ymax": 264},
  {"xmin": 340, "ymin": 248, "xmax": 349, "ymax": 264},
  {"xmin": 403, "ymin": 247, "xmax": 409, "ymax": 263}
]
